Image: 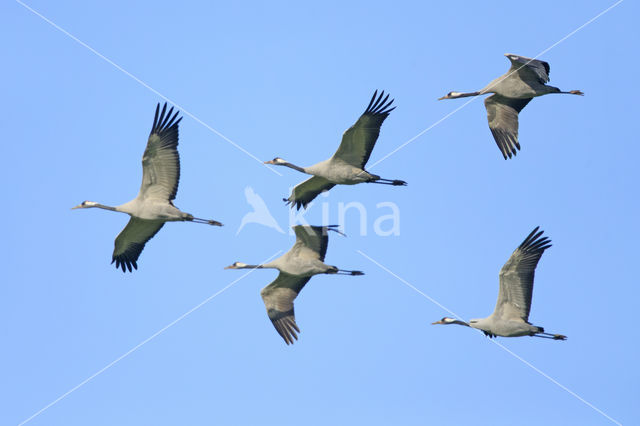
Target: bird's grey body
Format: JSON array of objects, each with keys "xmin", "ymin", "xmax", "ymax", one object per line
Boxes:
[
  {"xmin": 72, "ymin": 103, "xmax": 222, "ymax": 272},
  {"xmin": 468, "ymin": 317, "xmax": 542, "ymax": 338},
  {"xmin": 304, "ymin": 158, "xmax": 378, "ymax": 185},
  {"xmin": 265, "ymin": 91, "xmax": 406, "ymax": 210},
  {"xmin": 483, "ymin": 62, "xmax": 558, "ymax": 99},
  {"xmin": 114, "ymin": 199, "xmax": 187, "ymax": 221},
  {"xmin": 263, "ymin": 246, "xmax": 333, "ymax": 276},
  {"xmin": 225, "ymin": 225, "xmax": 363, "ymax": 344},
  {"xmin": 439, "ymin": 53, "xmax": 583, "ymax": 159},
  {"xmin": 433, "ymin": 227, "xmax": 566, "ymax": 340}
]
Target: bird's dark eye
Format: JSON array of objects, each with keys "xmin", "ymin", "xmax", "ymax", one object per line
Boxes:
[{"xmin": 81, "ymin": 201, "xmax": 86, "ymax": 206}]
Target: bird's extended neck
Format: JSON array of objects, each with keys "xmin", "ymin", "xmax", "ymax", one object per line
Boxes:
[
  {"xmin": 459, "ymin": 91, "xmax": 483, "ymax": 98},
  {"xmin": 97, "ymin": 203, "xmax": 119, "ymax": 212},
  {"xmin": 433, "ymin": 317, "xmax": 470, "ymax": 327},
  {"xmin": 281, "ymin": 162, "xmax": 307, "ymax": 174},
  {"xmin": 73, "ymin": 201, "xmax": 120, "ymax": 212},
  {"xmin": 264, "ymin": 158, "xmax": 309, "ymax": 174},
  {"xmin": 240, "ymin": 264, "xmax": 265, "ymax": 269},
  {"xmin": 229, "ymin": 262, "xmax": 277, "ymax": 270},
  {"xmin": 440, "ymin": 91, "xmax": 483, "ymax": 100}
]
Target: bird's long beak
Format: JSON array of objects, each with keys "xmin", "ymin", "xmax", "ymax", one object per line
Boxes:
[
  {"xmin": 437, "ymin": 95, "xmax": 447, "ymax": 101},
  {"xmin": 431, "ymin": 320, "xmax": 443, "ymax": 325},
  {"xmin": 264, "ymin": 160, "xmax": 275, "ymax": 165},
  {"xmin": 224, "ymin": 265, "xmax": 236, "ymax": 269},
  {"xmin": 71, "ymin": 204, "xmax": 83, "ymax": 210}
]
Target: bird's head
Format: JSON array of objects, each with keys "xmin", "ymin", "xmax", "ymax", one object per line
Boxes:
[
  {"xmin": 264, "ymin": 157, "xmax": 287, "ymax": 165},
  {"xmin": 438, "ymin": 91, "xmax": 462, "ymax": 100},
  {"xmin": 71, "ymin": 200, "xmax": 98, "ymax": 209},
  {"xmin": 432, "ymin": 317, "xmax": 470, "ymax": 326},
  {"xmin": 224, "ymin": 262, "xmax": 248, "ymax": 269},
  {"xmin": 432, "ymin": 317, "xmax": 456, "ymax": 325}
]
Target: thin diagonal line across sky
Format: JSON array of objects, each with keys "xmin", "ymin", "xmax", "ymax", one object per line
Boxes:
[
  {"xmin": 367, "ymin": 0, "xmax": 624, "ymax": 170},
  {"xmin": 16, "ymin": 250, "xmax": 283, "ymax": 426},
  {"xmin": 357, "ymin": 249, "xmax": 622, "ymax": 426},
  {"xmin": 15, "ymin": 0, "xmax": 282, "ymax": 177}
]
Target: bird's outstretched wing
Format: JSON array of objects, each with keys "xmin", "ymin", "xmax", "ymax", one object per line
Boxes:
[
  {"xmin": 261, "ymin": 273, "xmax": 312, "ymax": 344},
  {"xmin": 286, "ymin": 176, "xmax": 335, "ymax": 210},
  {"xmin": 484, "ymin": 94, "xmax": 532, "ymax": 160},
  {"xmin": 138, "ymin": 103, "xmax": 182, "ymax": 201},
  {"xmin": 331, "ymin": 90, "xmax": 395, "ymax": 168},
  {"xmin": 494, "ymin": 227, "xmax": 552, "ymax": 321},
  {"xmin": 506, "ymin": 54, "xmax": 550, "ymax": 84},
  {"xmin": 112, "ymin": 218, "xmax": 164, "ymax": 272},
  {"xmin": 292, "ymin": 225, "xmax": 332, "ymax": 261}
]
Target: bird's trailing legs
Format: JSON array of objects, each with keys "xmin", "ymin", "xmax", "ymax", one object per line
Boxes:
[
  {"xmin": 326, "ymin": 224, "xmax": 346, "ymax": 237},
  {"xmin": 332, "ymin": 269, "xmax": 365, "ymax": 276},
  {"xmin": 368, "ymin": 178, "xmax": 407, "ymax": 186},
  {"xmin": 532, "ymin": 332, "xmax": 567, "ymax": 340},
  {"xmin": 552, "ymin": 88, "xmax": 584, "ymax": 96},
  {"xmin": 190, "ymin": 216, "xmax": 223, "ymax": 226}
]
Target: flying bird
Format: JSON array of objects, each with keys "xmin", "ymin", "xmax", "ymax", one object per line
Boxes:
[
  {"xmin": 438, "ymin": 53, "xmax": 583, "ymax": 159},
  {"xmin": 73, "ymin": 103, "xmax": 222, "ymax": 272},
  {"xmin": 225, "ymin": 225, "xmax": 364, "ymax": 344},
  {"xmin": 265, "ymin": 90, "xmax": 407, "ymax": 210},
  {"xmin": 432, "ymin": 227, "xmax": 566, "ymax": 340}
]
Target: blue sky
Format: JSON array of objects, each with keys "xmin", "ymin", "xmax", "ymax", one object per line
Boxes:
[{"xmin": 2, "ymin": 1, "xmax": 638, "ymax": 425}]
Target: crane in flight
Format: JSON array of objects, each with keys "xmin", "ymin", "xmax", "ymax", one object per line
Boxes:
[
  {"xmin": 225, "ymin": 225, "xmax": 363, "ymax": 344},
  {"xmin": 265, "ymin": 90, "xmax": 407, "ymax": 210},
  {"xmin": 439, "ymin": 53, "xmax": 583, "ymax": 159},
  {"xmin": 73, "ymin": 103, "xmax": 222, "ymax": 272},
  {"xmin": 432, "ymin": 227, "xmax": 566, "ymax": 340}
]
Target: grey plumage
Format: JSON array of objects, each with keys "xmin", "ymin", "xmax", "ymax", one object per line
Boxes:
[
  {"xmin": 261, "ymin": 274, "xmax": 311, "ymax": 345},
  {"xmin": 495, "ymin": 227, "xmax": 551, "ymax": 322},
  {"xmin": 439, "ymin": 53, "xmax": 583, "ymax": 159},
  {"xmin": 113, "ymin": 104, "xmax": 180, "ymax": 271},
  {"xmin": 225, "ymin": 225, "xmax": 363, "ymax": 344},
  {"xmin": 285, "ymin": 176, "xmax": 336, "ymax": 211},
  {"xmin": 266, "ymin": 90, "xmax": 406, "ymax": 210},
  {"xmin": 139, "ymin": 103, "xmax": 182, "ymax": 202},
  {"xmin": 73, "ymin": 103, "xmax": 222, "ymax": 272},
  {"xmin": 485, "ymin": 95, "xmax": 532, "ymax": 160},
  {"xmin": 432, "ymin": 227, "xmax": 566, "ymax": 340},
  {"xmin": 112, "ymin": 218, "xmax": 165, "ymax": 272},
  {"xmin": 332, "ymin": 91, "xmax": 396, "ymax": 169}
]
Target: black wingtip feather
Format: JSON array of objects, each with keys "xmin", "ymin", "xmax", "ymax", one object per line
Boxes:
[
  {"xmin": 150, "ymin": 102, "xmax": 182, "ymax": 136},
  {"xmin": 112, "ymin": 255, "xmax": 138, "ymax": 273},
  {"xmin": 285, "ymin": 197, "xmax": 308, "ymax": 211},
  {"xmin": 272, "ymin": 317, "xmax": 300, "ymax": 345},
  {"xmin": 153, "ymin": 103, "xmax": 161, "ymax": 129},
  {"xmin": 490, "ymin": 128, "xmax": 520, "ymax": 160},
  {"xmin": 364, "ymin": 90, "xmax": 395, "ymax": 117},
  {"xmin": 365, "ymin": 90, "xmax": 378, "ymax": 113},
  {"xmin": 519, "ymin": 227, "xmax": 552, "ymax": 254}
]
